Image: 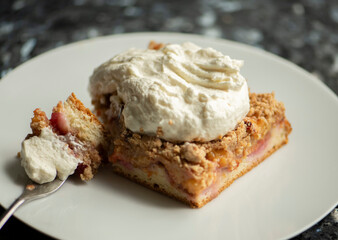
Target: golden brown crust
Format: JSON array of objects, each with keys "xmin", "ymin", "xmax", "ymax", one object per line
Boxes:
[
  {"xmin": 52, "ymin": 93, "xmax": 101, "ymax": 125},
  {"xmin": 52, "ymin": 93, "xmax": 104, "ymax": 131},
  {"xmin": 66, "ymin": 92, "xmax": 103, "ymax": 126}
]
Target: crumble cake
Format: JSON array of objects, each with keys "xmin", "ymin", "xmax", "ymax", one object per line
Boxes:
[
  {"xmin": 20, "ymin": 93, "xmax": 107, "ymax": 184},
  {"xmin": 89, "ymin": 42, "xmax": 292, "ymax": 208}
]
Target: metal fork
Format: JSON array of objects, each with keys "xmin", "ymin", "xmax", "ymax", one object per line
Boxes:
[{"xmin": 0, "ymin": 178, "xmax": 66, "ymax": 229}]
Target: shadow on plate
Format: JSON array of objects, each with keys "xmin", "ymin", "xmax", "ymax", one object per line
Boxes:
[
  {"xmin": 91, "ymin": 165, "xmax": 188, "ymax": 209},
  {"xmin": 4, "ymin": 155, "xmax": 28, "ymax": 186}
]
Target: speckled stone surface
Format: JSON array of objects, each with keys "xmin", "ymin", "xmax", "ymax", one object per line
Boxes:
[{"xmin": 0, "ymin": 0, "xmax": 337, "ymax": 239}]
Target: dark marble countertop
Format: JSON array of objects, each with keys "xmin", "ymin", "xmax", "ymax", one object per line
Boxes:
[{"xmin": 0, "ymin": 0, "xmax": 337, "ymax": 239}]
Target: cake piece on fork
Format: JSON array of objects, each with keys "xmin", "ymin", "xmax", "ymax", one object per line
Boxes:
[{"xmin": 20, "ymin": 93, "xmax": 108, "ymax": 184}]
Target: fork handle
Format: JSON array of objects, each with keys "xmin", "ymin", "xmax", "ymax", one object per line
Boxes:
[{"xmin": 0, "ymin": 197, "xmax": 26, "ymax": 230}]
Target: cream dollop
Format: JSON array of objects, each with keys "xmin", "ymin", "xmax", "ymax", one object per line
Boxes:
[
  {"xmin": 89, "ymin": 42, "xmax": 250, "ymax": 142},
  {"xmin": 21, "ymin": 128, "xmax": 81, "ymax": 184}
]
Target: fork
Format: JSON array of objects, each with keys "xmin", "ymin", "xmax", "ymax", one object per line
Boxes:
[{"xmin": 0, "ymin": 178, "xmax": 66, "ymax": 229}]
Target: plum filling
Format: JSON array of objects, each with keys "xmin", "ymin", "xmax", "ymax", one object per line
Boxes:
[
  {"xmin": 110, "ymin": 152, "xmax": 134, "ymax": 171},
  {"xmin": 248, "ymin": 131, "xmax": 271, "ymax": 158},
  {"xmin": 50, "ymin": 112, "xmax": 71, "ymax": 135}
]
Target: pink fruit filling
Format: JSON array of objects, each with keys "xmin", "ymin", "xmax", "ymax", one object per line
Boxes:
[{"xmin": 50, "ymin": 112, "xmax": 70, "ymax": 135}]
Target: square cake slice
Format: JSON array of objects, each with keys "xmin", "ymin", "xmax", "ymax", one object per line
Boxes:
[
  {"xmin": 20, "ymin": 93, "xmax": 108, "ymax": 184},
  {"xmin": 102, "ymin": 92, "xmax": 291, "ymax": 208},
  {"xmin": 89, "ymin": 41, "xmax": 292, "ymax": 208}
]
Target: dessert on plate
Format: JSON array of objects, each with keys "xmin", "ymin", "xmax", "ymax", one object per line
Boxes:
[
  {"xmin": 20, "ymin": 93, "xmax": 107, "ymax": 184},
  {"xmin": 88, "ymin": 41, "xmax": 292, "ymax": 208},
  {"xmin": 19, "ymin": 41, "xmax": 291, "ymax": 208}
]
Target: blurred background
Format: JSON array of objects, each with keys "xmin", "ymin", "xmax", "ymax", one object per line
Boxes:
[{"xmin": 0, "ymin": 0, "xmax": 337, "ymax": 239}]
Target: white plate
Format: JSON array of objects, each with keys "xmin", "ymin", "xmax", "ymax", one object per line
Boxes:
[{"xmin": 0, "ymin": 32, "xmax": 337, "ymax": 240}]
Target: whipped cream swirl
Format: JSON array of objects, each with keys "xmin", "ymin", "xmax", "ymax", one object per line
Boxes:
[{"xmin": 89, "ymin": 42, "xmax": 250, "ymax": 142}]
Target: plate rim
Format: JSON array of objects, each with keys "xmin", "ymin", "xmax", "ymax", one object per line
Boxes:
[{"xmin": 0, "ymin": 32, "xmax": 337, "ymax": 240}]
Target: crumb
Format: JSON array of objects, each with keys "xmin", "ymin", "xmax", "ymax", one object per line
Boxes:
[
  {"xmin": 148, "ymin": 41, "xmax": 165, "ymax": 50},
  {"xmin": 26, "ymin": 184, "xmax": 35, "ymax": 191},
  {"xmin": 181, "ymin": 143, "xmax": 205, "ymax": 163},
  {"xmin": 156, "ymin": 126, "xmax": 164, "ymax": 137}
]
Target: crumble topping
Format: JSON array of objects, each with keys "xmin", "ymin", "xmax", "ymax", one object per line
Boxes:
[
  {"xmin": 181, "ymin": 143, "xmax": 206, "ymax": 164},
  {"xmin": 156, "ymin": 127, "xmax": 164, "ymax": 137},
  {"xmin": 30, "ymin": 108, "xmax": 49, "ymax": 136}
]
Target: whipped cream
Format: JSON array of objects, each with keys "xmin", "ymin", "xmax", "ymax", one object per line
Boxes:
[
  {"xmin": 21, "ymin": 128, "xmax": 81, "ymax": 184},
  {"xmin": 89, "ymin": 42, "xmax": 250, "ymax": 142}
]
